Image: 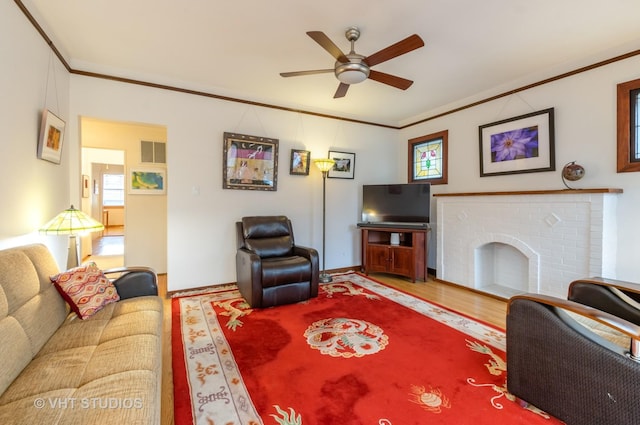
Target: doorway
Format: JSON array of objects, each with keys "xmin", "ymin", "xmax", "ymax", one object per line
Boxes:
[
  {"xmin": 79, "ymin": 117, "xmax": 168, "ymax": 274},
  {"xmin": 93, "ymin": 161, "xmax": 125, "ymax": 256},
  {"xmin": 82, "ymin": 149, "xmax": 126, "ymax": 268}
]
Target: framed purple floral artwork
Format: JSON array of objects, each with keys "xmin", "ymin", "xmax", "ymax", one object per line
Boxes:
[{"xmin": 479, "ymin": 108, "xmax": 555, "ymax": 177}]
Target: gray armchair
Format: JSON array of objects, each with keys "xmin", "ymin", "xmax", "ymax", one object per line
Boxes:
[
  {"xmin": 235, "ymin": 215, "xmax": 319, "ymax": 308},
  {"xmin": 506, "ymin": 278, "xmax": 640, "ymax": 425}
]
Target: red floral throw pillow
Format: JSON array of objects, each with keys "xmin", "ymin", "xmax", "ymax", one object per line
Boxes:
[{"xmin": 50, "ymin": 262, "xmax": 120, "ymax": 319}]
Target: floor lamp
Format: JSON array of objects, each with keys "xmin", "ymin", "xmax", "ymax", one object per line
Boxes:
[
  {"xmin": 314, "ymin": 158, "xmax": 335, "ymax": 283},
  {"xmin": 40, "ymin": 205, "xmax": 105, "ymax": 269}
]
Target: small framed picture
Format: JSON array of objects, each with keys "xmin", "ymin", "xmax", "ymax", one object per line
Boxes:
[
  {"xmin": 129, "ymin": 168, "xmax": 167, "ymax": 195},
  {"xmin": 327, "ymin": 150, "xmax": 355, "ymax": 179},
  {"xmin": 37, "ymin": 109, "xmax": 65, "ymax": 164},
  {"xmin": 290, "ymin": 149, "xmax": 310, "ymax": 175},
  {"xmin": 82, "ymin": 175, "xmax": 90, "ymax": 198},
  {"xmin": 408, "ymin": 130, "xmax": 448, "ymax": 185}
]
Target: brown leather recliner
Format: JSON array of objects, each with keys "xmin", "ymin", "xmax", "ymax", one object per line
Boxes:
[{"xmin": 235, "ymin": 216, "xmax": 319, "ymax": 308}]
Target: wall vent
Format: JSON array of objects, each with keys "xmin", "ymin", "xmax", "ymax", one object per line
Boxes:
[{"xmin": 141, "ymin": 141, "xmax": 166, "ymax": 163}]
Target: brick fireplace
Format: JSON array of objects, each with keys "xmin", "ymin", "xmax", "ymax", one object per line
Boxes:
[{"xmin": 434, "ymin": 189, "xmax": 622, "ymax": 298}]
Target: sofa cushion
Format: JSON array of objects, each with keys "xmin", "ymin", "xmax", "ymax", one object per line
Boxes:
[
  {"xmin": 261, "ymin": 255, "xmax": 311, "ymax": 288},
  {"xmin": 0, "ymin": 245, "xmax": 68, "ymax": 397},
  {"xmin": 50, "ymin": 263, "xmax": 120, "ymax": 319}
]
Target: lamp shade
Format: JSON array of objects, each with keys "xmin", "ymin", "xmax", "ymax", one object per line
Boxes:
[
  {"xmin": 39, "ymin": 205, "xmax": 104, "ymax": 235},
  {"xmin": 314, "ymin": 158, "xmax": 336, "ymax": 173}
]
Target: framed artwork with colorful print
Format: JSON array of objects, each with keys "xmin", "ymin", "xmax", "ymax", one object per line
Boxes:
[
  {"xmin": 478, "ymin": 108, "xmax": 555, "ymax": 177},
  {"xmin": 223, "ymin": 132, "xmax": 279, "ymax": 191},
  {"xmin": 408, "ymin": 130, "xmax": 448, "ymax": 185}
]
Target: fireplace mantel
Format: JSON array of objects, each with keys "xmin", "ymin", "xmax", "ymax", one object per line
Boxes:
[{"xmin": 434, "ymin": 188, "xmax": 622, "ymax": 197}]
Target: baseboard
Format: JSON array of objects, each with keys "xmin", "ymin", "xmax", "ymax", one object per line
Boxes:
[
  {"xmin": 432, "ymin": 277, "xmax": 509, "ymax": 301},
  {"xmin": 166, "ymin": 280, "xmax": 236, "ymax": 298},
  {"xmin": 326, "ymin": 266, "xmax": 362, "ymax": 275}
]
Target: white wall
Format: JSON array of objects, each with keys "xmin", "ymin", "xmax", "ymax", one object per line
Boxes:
[
  {"xmin": 69, "ymin": 76, "xmax": 397, "ymax": 290},
  {"xmin": 5, "ymin": 0, "xmax": 640, "ymax": 288},
  {"xmin": 399, "ymin": 54, "xmax": 640, "ymax": 283},
  {"xmin": 0, "ymin": 1, "xmax": 71, "ymax": 268}
]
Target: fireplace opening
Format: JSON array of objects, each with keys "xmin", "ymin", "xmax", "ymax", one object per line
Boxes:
[{"xmin": 474, "ymin": 242, "xmax": 528, "ymax": 298}]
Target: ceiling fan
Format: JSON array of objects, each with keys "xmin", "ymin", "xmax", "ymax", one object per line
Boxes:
[{"xmin": 280, "ymin": 27, "xmax": 425, "ymax": 98}]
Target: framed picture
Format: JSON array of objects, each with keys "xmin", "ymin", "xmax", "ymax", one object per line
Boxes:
[
  {"xmin": 290, "ymin": 149, "xmax": 310, "ymax": 175},
  {"xmin": 479, "ymin": 108, "xmax": 555, "ymax": 177},
  {"xmin": 81, "ymin": 175, "xmax": 90, "ymax": 198},
  {"xmin": 37, "ymin": 109, "xmax": 65, "ymax": 164},
  {"xmin": 129, "ymin": 168, "xmax": 166, "ymax": 195},
  {"xmin": 223, "ymin": 132, "xmax": 278, "ymax": 191},
  {"xmin": 327, "ymin": 150, "xmax": 355, "ymax": 179},
  {"xmin": 408, "ymin": 130, "xmax": 448, "ymax": 185}
]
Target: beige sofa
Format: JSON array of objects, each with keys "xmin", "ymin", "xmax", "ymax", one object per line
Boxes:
[{"xmin": 0, "ymin": 244, "xmax": 163, "ymax": 424}]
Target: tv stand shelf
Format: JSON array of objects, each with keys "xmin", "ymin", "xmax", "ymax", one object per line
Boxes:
[{"xmin": 359, "ymin": 225, "xmax": 430, "ymax": 282}]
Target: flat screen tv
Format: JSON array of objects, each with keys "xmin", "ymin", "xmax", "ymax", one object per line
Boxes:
[{"xmin": 360, "ymin": 183, "xmax": 430, "ymax": 225}]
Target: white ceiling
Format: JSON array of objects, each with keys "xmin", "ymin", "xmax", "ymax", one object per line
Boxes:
[{"xmin": 20, "ymin": 0, "xmax": 640, "ymax": 127}]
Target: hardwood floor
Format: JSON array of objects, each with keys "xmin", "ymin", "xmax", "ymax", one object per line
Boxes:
[
  {"xmin": 91, "ymin": 227, "xmax": 124, "ymax": 256},
  {"xmin": 375, "ymin": 273, "xmax": 508, "ymax": 328},
  {"xmin": 157, "ymin": 271, "xmax": 507, "ymax": 425},
  {"xmin": 158, "ymin": 273, "xmax": 174, "ymax": 425}
]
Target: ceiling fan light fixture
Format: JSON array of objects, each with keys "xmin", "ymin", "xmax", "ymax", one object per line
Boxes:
[
  {"xmin": 281, "ymin": 27, "xmax": 423, "ymax": 97},
  {"xmin": 335, "ymin": 62, "xmax": 369, "ymax": 84}
]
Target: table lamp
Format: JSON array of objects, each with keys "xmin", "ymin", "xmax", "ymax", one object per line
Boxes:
[{"xmin": 39, "ymin": 205, "xmax": 105, "ymax": 269}]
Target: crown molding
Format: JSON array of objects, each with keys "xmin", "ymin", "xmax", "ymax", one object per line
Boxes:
[{"xmin": 14, "ymin": 0, "xmax": 640, "ymax": 131}]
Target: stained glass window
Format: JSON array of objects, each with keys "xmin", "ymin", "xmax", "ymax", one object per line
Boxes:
[
  {"xmin": 413, "ymin": 139, "xmax": 443, "ymax": 179},
  {"xmin": 408, "ymin": 130, "xmax": 448, "ymax": 185}
]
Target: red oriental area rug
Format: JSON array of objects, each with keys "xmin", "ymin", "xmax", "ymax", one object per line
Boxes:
[{"xmin": 172, "ymin": 272, "xmax": 564, "ymax": 425}]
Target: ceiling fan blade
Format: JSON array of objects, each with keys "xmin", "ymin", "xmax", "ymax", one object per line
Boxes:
[
  {"xmin": 364, "ymin": 34, "xmax": 424, "ymax": 67},
  {"xmin": 333, "ymin": 83, "xmax": 350, "ymax": 98},
  {"xmin": 280, "ymin": 69, "xmax": 334, "ymax": 77},
  {"xmin": 368, "ymin": 70, "xmax": 414, "ymax": 90},
  {"xmin": 307, "ymin": 31, "xmax": 350, "ymax": 63}
]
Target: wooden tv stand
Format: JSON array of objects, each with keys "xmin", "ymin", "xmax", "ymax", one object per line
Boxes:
[{"xmin": 359, "ymin": 225, "xmax": 430, "ymax": 282}]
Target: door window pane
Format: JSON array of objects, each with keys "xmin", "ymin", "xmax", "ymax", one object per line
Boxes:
[{"xmin": 103, "ymin": 174, "xmax": 124, "ymax": 206}]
